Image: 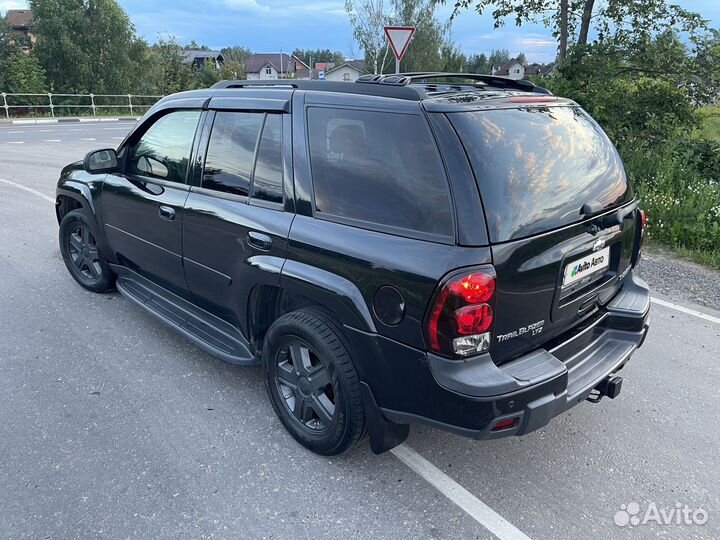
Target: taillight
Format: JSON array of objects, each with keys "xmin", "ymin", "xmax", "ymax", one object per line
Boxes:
[
  {"xmin": 426, "ymin": 268, "xmax": 496, "ymax": 357},
  {"xmin": 639, "ymin": 209, "xmax": 647, "ymax": 247}
]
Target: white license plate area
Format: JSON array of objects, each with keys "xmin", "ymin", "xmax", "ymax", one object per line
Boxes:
[{"xmin": 562, "ymin": 247, "xmax": 610, "ymax": 289}]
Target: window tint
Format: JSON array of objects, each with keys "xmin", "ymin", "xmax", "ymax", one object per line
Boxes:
[
  {"xmin": 203, "ymin": 112, "xmax": 264, "ymax": 197},
  {"xmin": 252, "ymin": 114, "xmax": 283, "ymax": 204},
  {"xmin": 128, "ymin": 110, "xmax": 200, "ymax": 183},
  {"xmin": 307, "ymin": 108, "xmax": 453, "ymax": 239},
  {"xmin": 449, "ymin": 106, "xmax": 632, "ymax": 242}
]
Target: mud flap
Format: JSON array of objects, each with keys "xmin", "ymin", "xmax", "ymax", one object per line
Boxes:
[{"xmin": 360, "ymin": 382, "xmax": 409, "ymax": 454}]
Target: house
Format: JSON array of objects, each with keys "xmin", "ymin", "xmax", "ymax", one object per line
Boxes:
[
  {"xmin": 524, "ymin": 63, "xmax": 542, "ymax": 77},
  {"xmin": 318, "ymin": 60, "xmax": 366, "ymax": 82},
  {"xmin": 491, "ymin": 58, "xmax": 525, "ymax": 80},
  {"xmin": 182, "ymin": 50, "xmax": 224, "ymax": 70},
  {"xmin": 539, "ymin": 63, "xmax": 556, "ymax": 77},
  {"xmin": 245, "ymin": 53, "xmax": 310, "ymax": 80},
  {"xmin": 4, "ymin": 9, "xmax": 35, "ymax": 52}
]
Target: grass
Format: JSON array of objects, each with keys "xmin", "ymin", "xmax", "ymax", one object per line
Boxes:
[
  {"xmin": 623, "ymin": 116, "xmax": 720, "ymax": 271},
  {"xmin": 696, "ymin": 104, "xmax": 720, "ymax": 143}
]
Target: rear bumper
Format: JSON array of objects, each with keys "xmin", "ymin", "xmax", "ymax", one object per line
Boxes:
[{"xmin": 366, "ymin": 272, "xmax": 650, "ymax": 439}]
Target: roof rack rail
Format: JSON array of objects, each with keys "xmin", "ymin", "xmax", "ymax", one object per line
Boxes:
[
  {"xmin": 356, "ymin": 72, "xmax": 552, "ymax": 94},
  {"xmin": 211, "ymin": 78, "xmax": 424, "ymax": 100}
]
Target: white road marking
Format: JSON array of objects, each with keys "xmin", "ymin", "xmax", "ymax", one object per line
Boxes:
[
  {"xmin": 0, "ymin": 178, "xmax": 55, "ymax": 204},
  {"xmin": 7, "ymin": 130, "xmax": 24, "ymax": 134},
  {"xmin": 36, "ymin": 129, "xmax": 53, "ymax": 133},
  {"xmin": 651, "ymin": 297, "xmax": 720, "ymax": 325},
  {"xmin": 43, "ymin": 139, "xmax": 61, "ymax": 142},
  {"xmin": 112, "ymin": 137, "xmax": 124, "ymax": 140},
  {"xmin": 7, "ymin": 141, "xmax": 24, "ymax": 144},
  {"xmin": 392, "ymin": 444, "xmax": 532, "ymax": 540},
  {"xmin": 79, "ymin": 138, "xmax": 96, "ymax": 141}
]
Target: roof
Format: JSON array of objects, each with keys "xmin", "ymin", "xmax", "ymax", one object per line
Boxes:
[
  {"xmin": 525, "ymin": 63, "xmax": 542, "ymax": 76},
  {"xmin": 182, "ymin": 50, "xmax": 224, "ymax": 64},
  {"xmin": 325, "ymin": 60, "xmax": 366, "ymax": 76},
  {"xmin": 246, "ymin": 53, "xmax": 298, "ymax": 74},
  {"xmin": 5, "ymin": 9, "xmax": 33, "ymax": 28}
]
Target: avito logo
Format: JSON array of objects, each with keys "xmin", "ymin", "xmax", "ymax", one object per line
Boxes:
[{"xmin": 571, "ymin": 254, "xmax": 605, "ymax": 278}]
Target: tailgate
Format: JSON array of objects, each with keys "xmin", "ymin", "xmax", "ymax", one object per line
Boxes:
[
  {"xmin": 490, "ymin": 203, "xmax": 639, "ymax": 363},
  {"xmin": 446, "ymin": 104, "xmax": 639, "ymax": 365}
]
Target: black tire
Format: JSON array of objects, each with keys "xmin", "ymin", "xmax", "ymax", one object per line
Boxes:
[
  {"xmin": 59, "ymin": 209, "xmax": 115, "ymax": 293},
  {"xmin": 263, "ymin": 308, "xmax": 365, "ymax": 456}
]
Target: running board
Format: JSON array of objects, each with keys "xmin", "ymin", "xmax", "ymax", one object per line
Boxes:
[{"xmin": 115, "ymin": 274, "xmax": 257, "ymax": 365}]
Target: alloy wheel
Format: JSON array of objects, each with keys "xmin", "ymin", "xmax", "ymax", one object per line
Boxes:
[
  {"xmin": 67, "ymin": 223, "xmax": 102, "ymax": 281},
  {"xmin": 275, "ymin": 339, "xmax": 337, "ymax": 432}
]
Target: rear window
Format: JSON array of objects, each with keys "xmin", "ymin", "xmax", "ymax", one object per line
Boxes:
[
  {"xmin": 449, "ymin": 106, "xmax": 632, "ymax": 242},
  {"xmin": 307, "ymin": 107, "xmax": 453, "ymax": 241}
]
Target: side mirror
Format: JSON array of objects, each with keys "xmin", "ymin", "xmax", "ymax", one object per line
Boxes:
[{"xmin": 83, "ymin": 149, "xmax": 118, "ymax": 173}]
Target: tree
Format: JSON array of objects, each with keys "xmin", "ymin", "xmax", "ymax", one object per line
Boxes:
[
  {"xmin": 220, "ymin": 46, "xmax": 252, "ymax": 79},
  {"xmin": 29, "ymin": 0, "xmax": 151, "ymax": 94},
  {"xmin": 516, "ymin": 52, "xmax": 526, "ymax": 65},
  {"xmin": 150, "ymin": 36, "xmax": 192, "ymax": 95},
  {"xmin": 487, "ymin": 48, "xmax": 509, "ymax": 69},
  {"xmin": 386, "ymin": 0, "xmax": 447, "ymax": 73},
  {"xmin": 3, "ymin": 52, "xmax": 47, "ymax": 93},
  {"xmin": 346, "ymin": 0, "xmax": 391, "ymax": 74},
  {"xmin": 292, "ymin": 48, "xmax": 345, "ymax": 67},
  {"xmin": 192, "ymin": 58, "xmax": 221, "ymax": 89},
  {"xmin": 0, "ymin": 18, "xmax": 14, "ymax": 90},
  {"xmin": 467, "ymin": 53, "xmax": 488, "ymax": 73},
  {"xmin": 440, "ymin": 43, "xmax": 467, "ymax": 72},
  {"xmin": 447, "ymin": 0, "xmax": 710, "ymax": 64}
]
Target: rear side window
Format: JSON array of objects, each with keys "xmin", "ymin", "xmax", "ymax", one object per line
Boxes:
[
  {"xmin": 307, "ymin": 107, "xmax": 453, "ymax": 241},
  {"xmin": 203, "ymin": 112, "xmax": 264, "ymax": 197},
  {"xmin": 449, "ymin": 106, "xmax": 632, "ymax": 242},
  {"xmin": 252, "ymin": 114, "xmax": 283, "ymax": 204}
]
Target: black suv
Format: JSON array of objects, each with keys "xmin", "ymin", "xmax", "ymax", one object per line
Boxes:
[{"xmin": 55, "ymin": 73, "xmax": 650, "ymax": 455}]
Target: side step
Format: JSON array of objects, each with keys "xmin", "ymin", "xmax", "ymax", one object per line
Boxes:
[{"xmin": 115, "ymin": 274, "xmax": 258, "ymax": 365}]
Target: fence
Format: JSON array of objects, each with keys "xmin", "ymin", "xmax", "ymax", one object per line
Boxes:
[{"xmin": 0, "ymin": 93, "xmax": 163, "ymax": 119}]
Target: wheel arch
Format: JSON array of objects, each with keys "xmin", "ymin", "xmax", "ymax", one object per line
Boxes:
[
  {"xmin": 248, "ymin": 262, "xmax": 377, "ymax": 357},
  {"xmin": 56, "ymin": 183, "xmax": 115, "ymax": 264}
]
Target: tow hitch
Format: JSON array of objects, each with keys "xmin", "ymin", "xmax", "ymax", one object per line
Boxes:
[{"xmin": 587, "ymin": 375, "xmax": 623, "ymax": 404}]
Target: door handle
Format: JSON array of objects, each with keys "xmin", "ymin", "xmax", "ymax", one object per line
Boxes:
[
  {"xmin": 247, "ymin": 231, "xmax": 272, "ymax": 251},
  {"xmin": 159, "ymin": 205, "xmax": 176, "ymax": 221}
]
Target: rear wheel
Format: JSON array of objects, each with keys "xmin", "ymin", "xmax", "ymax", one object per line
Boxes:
[
  {"xmin": 263, "ymin": 309, "xmax": 365, "ymax": 455},
  {"xmin": 59, "ymin": 209, "xmax": 115, "ymax": 293}
]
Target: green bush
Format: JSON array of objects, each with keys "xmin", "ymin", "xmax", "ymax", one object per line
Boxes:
[{"xmin": 622, "ymin": 141, "xmax": 720, "ymax": 267}]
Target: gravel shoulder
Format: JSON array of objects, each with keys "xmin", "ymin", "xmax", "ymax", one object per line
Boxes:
[{"xmin": 636, "ymin": 246, "xmax": 720, "ymax": 311}]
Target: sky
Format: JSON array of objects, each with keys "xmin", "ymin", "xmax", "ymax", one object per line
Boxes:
[{"xmin": 2, "ymin": 0, "xmax": 720, "ymax": 64}]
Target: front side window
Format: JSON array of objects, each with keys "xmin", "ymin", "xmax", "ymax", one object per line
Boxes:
[
  {"xmin": 307, "ymin": 107, "xmax": 453, "ymax": 240},
  {"xmin": 127, "ymin": 110, "xmax": 201, "ymax": 183},
  {"xmin": 203, "ymin": 112, "xmax": 264, "ymax": 197}
]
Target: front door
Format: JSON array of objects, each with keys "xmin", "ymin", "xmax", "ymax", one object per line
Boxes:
[{"xmin": 102, "ymin": 109, "xmax": 202, "ymax": 298}]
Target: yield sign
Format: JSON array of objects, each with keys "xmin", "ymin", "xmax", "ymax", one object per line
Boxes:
[{"xmin": 384, "ymin": 26, "xmax": 416, "ymax": 61}]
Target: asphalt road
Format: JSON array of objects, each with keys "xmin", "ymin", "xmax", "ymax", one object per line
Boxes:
[{"xmin": 1, "ymin": 121, "xmax": 719, "ymax": 540}]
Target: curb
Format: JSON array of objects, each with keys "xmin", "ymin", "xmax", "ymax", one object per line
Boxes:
[{"xmin": 0, "ymin": 117, "xmax": 139, "ymax": 125}]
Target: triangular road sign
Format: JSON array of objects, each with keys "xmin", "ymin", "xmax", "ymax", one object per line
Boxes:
[{"xmin": 384, "ymin": 26, "xmax": 416, "ymax": 61}]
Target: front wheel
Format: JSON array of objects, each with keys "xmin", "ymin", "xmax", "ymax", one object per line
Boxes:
[
  {"xmin": 59, "ymin": 209, "xmax": 115, "ymax": 293},
  {"xmin": 263, "ymin": 309, "xmax": 366, "ymax": 455}
]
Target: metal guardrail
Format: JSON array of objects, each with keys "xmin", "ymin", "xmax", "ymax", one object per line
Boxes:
[{"xmin": 0, "ymin": 93, "xmax": 163, "ymax": 119}]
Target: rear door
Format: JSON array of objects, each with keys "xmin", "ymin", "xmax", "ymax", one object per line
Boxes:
[
  {"xmin": 448, "ymin": 105, "xmax": 639, "ymax": 363},
  {"xmin": 182, "ymin": 96, "xmax": 294, "ymax": 333}
]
